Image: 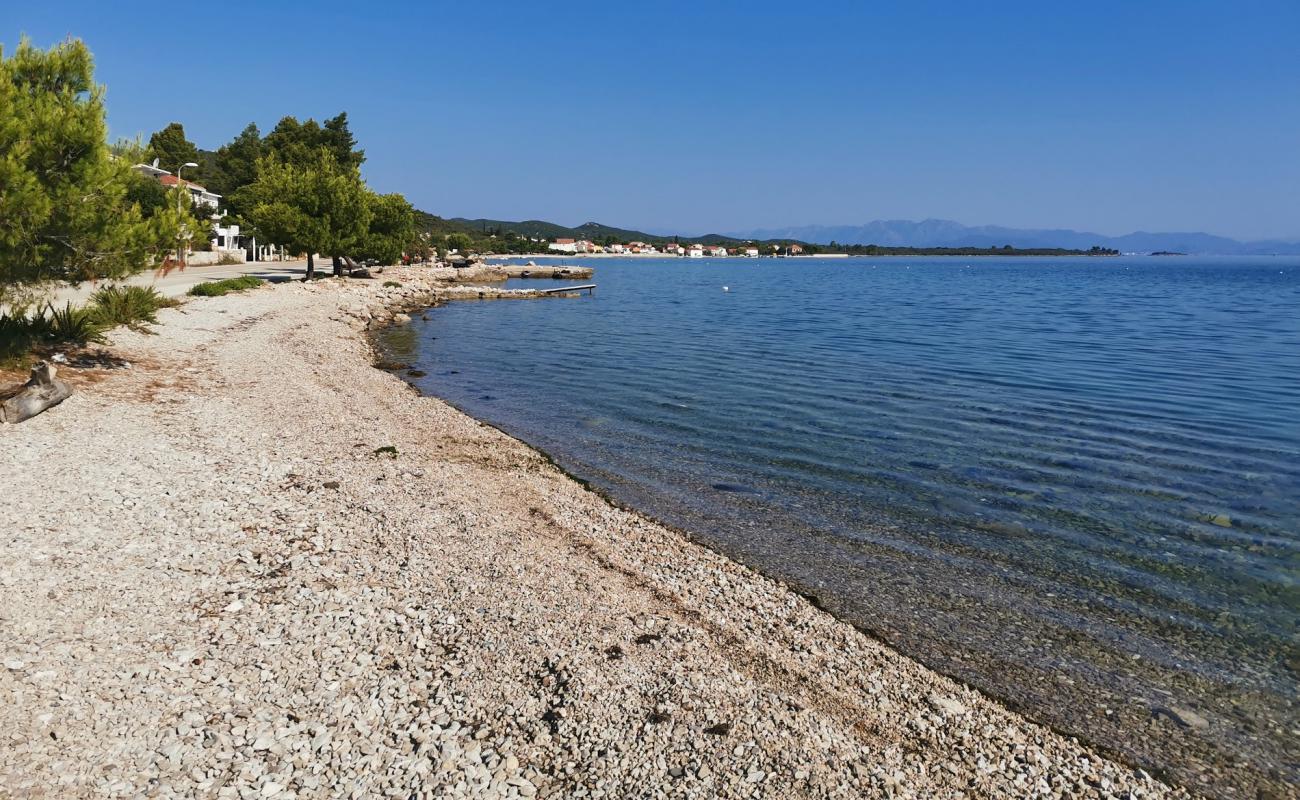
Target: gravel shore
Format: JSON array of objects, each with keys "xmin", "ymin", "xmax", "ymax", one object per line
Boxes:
[{"xmin": 0, "ymin": 267, "xmax": 1186, "ymax": 798}]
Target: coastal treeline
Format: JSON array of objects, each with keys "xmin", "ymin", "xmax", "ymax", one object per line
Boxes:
[
  {"xmin": 0, "ymin": 38, "xmax": 203, "ymax": 308},
  {"xmin": 0, "ymin": 36, "xmax": 424, "ymax": 297},
  {"xmin": 138, "ymin": 113, "xmax": 421, "ymax": 279}
]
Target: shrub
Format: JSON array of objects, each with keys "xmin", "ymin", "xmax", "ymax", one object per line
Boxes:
[
  {"xmin": 44, "ymin": 302, "xmax": 107, "ymax": 345},
  {"xmin": 188, "ymin": 276, "xmax": 265, "ymax": 297},
  {"xmin": 383, "ymin": 280, "xmax": 402, "ymax": 288},
  {"xmin": 0, "ymin": 311, "xmax": 36, "ymax": 365},
  {"xmin": 89, "ymin": 285, "xmax": 178, "ymax": 331},
  {"xmin": 0, "ymin": 302, "xmax": 107, "ymax": 367}
]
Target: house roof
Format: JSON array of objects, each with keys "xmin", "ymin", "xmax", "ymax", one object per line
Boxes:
[
  {"xmin": 554, "ymin": 238, "xmax": 575, "ymax": 244},
  {"xmin": 159, "ymin": 175, "xmax": 218, "ymax": 196}
]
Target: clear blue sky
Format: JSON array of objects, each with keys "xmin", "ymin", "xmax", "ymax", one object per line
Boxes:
[{"xmin": 8, "ymin": 0, "xmax": 1299, "ymax": 239}]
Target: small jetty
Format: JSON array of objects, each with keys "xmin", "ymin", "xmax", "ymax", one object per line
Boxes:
[
  {"xmin": 474, "ymin": 263, "xmax": 593, "ymax": 280},
  {"xmin": 538, "ymin": 284, "xmax": 596, "ymax": 296}
]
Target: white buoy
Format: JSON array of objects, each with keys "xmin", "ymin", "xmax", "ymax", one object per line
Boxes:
[{"xmin": 722, "ymin": 286, "xmax": 730, "ymax": 292}]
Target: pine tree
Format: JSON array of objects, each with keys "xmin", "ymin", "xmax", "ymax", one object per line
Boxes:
[
  {"xmin": 236, "ymin": 150, "xmax": 371, "ymax": 281},
  {"xmin": 146, "ymin": 122, "xmax": 201, "ymax": 175},
  {"xmin": 0, "ymin": 38, "xmax": 192, "ymax": 306}
]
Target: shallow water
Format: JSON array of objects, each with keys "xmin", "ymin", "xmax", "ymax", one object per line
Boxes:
[{"xmin": 377, "ymin": 256, "xmax": 1300, "ymax": 794}]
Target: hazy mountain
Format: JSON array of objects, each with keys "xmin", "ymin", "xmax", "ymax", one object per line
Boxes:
[
  {"xmin": 730, "ymin": 219, "xmax": 1300, "ymax": 255},
  {"xmin": 448, "ymin": 218, "xmax": 736, "ymax": 244}
]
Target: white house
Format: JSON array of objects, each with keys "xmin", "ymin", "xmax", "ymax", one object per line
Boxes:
[
  {"xmin": 213, "ymin": 218, "xmax": 241, "ymax": 251},
  {"xmin": 709, "ymin": 245, "xmax": 728, "ymax": 257},
  {"xmin": 744, "ymin": 247, "xmax": 759, "ymax": 257},
  {"xmin": 548, "ymin": 238, "xmax": 578, "ymax": 253},
  {"xmin": 687, "ymin": 245, "xmax": 704, "ymax": 258},
  {"xmin": 663, "ymin": 243, "xmax": 685, "ymax": 256},
  {"xmin": 158, "ymin": 173, "xmax": 221, "ymax": 210},
  {"xmin": 608, "ymin": 243, "xmax": 626, "ymax": 254}
]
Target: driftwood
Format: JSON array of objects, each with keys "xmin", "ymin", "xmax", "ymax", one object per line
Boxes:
[{"xmin": 0, "ymin": 362, "xmax": 73, "ymax": 424}]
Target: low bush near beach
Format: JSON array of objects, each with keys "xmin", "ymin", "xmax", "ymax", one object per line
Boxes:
[
  {"xmin": 1, "ymin": 304, "xmax": 108, "ymax": 366},
  {"xmin": 188, "ymin": 276, "xmax": 265, "ymax": 297},
  {"xmin": 383, "ymin": 280, "xmax": 402, "ymax": 288},
  {"xmin": 89, "ymin": 285, "xmax": 179, "ymax": 331}
]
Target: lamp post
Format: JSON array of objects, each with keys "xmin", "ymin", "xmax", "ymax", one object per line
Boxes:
[{"xmin": 176, "ymin": 161, "xmax": 198, "ymax": 268}]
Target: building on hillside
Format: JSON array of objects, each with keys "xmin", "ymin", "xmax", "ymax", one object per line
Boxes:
[
  {"xmin": 548, "ymin": 238, "xmax": 577, "ymax": 253},
  {"xmin": 133, "ymin": 163, "xmax": 255, "ymax": 260},
  {"xmin": 744, "ymin": 247, "xmax": 760, "ymax": 257},
  {"xmin": 709, "ymin": 245, "xmax": 728, "ymax": 257},
  {"xmin": 574, "ymin": 240, "xmax": 597, "ymax": 253},
  {"xmin": 608, "ymin": 243, "xmax": 626, "ymax": 254},
  {"xmin": 133, "ymin": 163, "xmax": 222, "ymax": 211},
  {"xmin": 626, "ymin": 241, "xmax": 648, "ymax": 253},
  {"xmin": 157, "ymin": 173, "xmax": 222, "ymax": 211}
]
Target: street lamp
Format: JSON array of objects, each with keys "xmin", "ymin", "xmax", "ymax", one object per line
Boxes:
[{"xmin": 175, "ymin": 162, "xmax": 198, "ymax": 268}]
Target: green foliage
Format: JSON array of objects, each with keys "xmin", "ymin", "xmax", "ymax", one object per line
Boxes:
[
  {"xmin": 357, "ymin": 192, "xmax": 415, "ymax": 265},
  {"xmin": 236, "ymin": 149, "xmax": 371, "ymax": 277},
  {"xmin": 444, "ymin": 232, "xmax": 473, "ymax": 253},
  {"xmin": 262, "ymin": 113, "xmax": 364, "ymax": 171},
  {"xmin": 124, "ymin": 170, "xmax": 171, "ymax": 218},
  {"xmin": 204, "ymin": 122, "xmax": 262, "ymax": 213},
  {"xmin": 373, "ymin": 445, "xmax": 398, "ymax": 458},
  {"xmin": 87, "ymin": 285, "xmax": 177, "ymax": 330},
  {"xmin": 0, "ymin": 300, "xmax": 119, "ymax": 364},
  {"xmin": 187, "ymin": 276, "xmax": 264, "ymax": 296},
  {"xmin": 382, "ymin": 280, "xmax": 402, "ymax": 288},
  {"xmin": 0, "ymin": 38, "xmax": 187, "ymax": 305},
  {"xmin": 45, "ymin": 302, "xmax": 108, "ymax": 344},
  {"xmin": 146, "ymin": 122, "xmax": 201, "ymax": 176}
]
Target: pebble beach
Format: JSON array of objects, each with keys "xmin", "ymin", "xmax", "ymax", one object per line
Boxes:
[{"xmin": 0, "ymin": 265, "xmax": 1187, "ymax": 798}]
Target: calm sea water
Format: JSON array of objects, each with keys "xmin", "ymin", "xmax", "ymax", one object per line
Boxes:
[{"xmin": 377, "ymin": 256, "xmax": 1300, "ymax": 793}]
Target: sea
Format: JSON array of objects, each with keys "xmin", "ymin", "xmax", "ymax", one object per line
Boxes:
[{"xmin": 374, "ymin": 255, "xmax": 1300, "ymax": 795}]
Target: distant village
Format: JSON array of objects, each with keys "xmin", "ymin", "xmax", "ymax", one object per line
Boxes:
[{"xmin": 546, "ymin": 238, "xmax": 806, "ymax": 257}]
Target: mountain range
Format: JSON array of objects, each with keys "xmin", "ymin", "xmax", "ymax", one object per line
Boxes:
[
  {"xmin": 430, "ymin": 214, "xmax": 1300, "ymax": 254},
  {"xmin": 727, "ymin": 219, "xmax": 1300, "ymax": 255}
]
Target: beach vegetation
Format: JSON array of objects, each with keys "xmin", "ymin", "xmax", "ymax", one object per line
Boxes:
[
  {"xmin": 373, "ymin": 445, "xmax": 398, "ymax": 458},
  {"xmin": 0, "ymin": 302, "xmax": 109, "ymax": 365},
  {"xmin": 87, "ymin": 285, "xmax": 179, "ymax": 331},
  {"xmin": 187, "ymin": 276, "xmax": 265, "ymax": 297},
  {"xmin": 0, "ymin": 38, "xmax": 201, "ymax": 307}
]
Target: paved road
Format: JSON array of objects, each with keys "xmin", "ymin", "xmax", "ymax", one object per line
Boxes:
[
  {"xmin": 0, "ymin": 261, "xmax": 313, "ymax": 314},
  {"xmin": 45, "ymin": 260, "xmax": 313, "ymax": 307}
]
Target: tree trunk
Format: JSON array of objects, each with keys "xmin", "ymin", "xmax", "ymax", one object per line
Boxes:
[
  {"xmin": 305, "ymin": 252, "xmax": 315, "ymax": 281},
  {"xmin": 1, "ymin": 362, "xmax": 73, "ymax": 424},
  {"xmin": 332, "ymin": 255, "xmax": 344, "ymax": 278}
]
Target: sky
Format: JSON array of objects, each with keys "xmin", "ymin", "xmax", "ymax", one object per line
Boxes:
[{"xmin": 6, "ymin": 0, "xmax": 1299, "ymax": 240}]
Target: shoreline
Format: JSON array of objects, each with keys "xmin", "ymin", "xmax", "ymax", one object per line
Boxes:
[{"xmin": 1, "ymin": 265, "xmax": 1184, "ymax": 797}]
